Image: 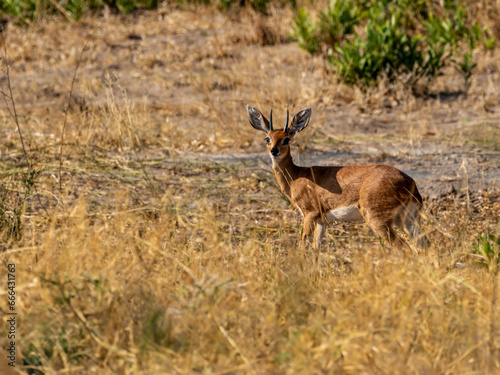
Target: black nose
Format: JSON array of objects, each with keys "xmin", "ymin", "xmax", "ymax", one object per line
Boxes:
[{"xmin": 271, "ymin": 147, "xmax": 280, "ymax": 156}]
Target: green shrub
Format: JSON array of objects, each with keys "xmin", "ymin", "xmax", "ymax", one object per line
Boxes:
[
  {"xmin": 2, "ymin": 0, "xmax": 300, "ymax": 24},
  {"xmin": 215, "ymin": 0, "xmax": 273, "ymax": 13},
  {"xmin": 290, "ymin": 8, "xmax": 320, "ymax": 54},
  {"xmin": 64, "ymin": 0, "xmax": 87, "ymax": 20},
  {"xmin": 318, "ymin": 0, "xmax": 358, "ymax": 46},
  {"xmin": 472, "ymin": 233, "xmax": 500, "ymax": 273},
  {"xmin": 0, "ymin": 0, "xmax": 40, "ymax": 24},
  {"xmin": 2, "ymin": 0, "xmax": 284, "ymax": 22},
  {"xmin": 332, "ymin": 8, "xmax": 426, "ymax": 86},
  {"xmin": 1, "ymin": 0, "xmax": 162, "ymax": 23},
  {"xmin": 0, "ymin": 169, "xmax": 38, "ymax": 243},
  {"xmin": 292, "ymin": 0, "xmax": 495, "ymax": 92}
]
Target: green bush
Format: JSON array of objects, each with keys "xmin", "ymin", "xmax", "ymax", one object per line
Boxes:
[
  {"xmin": 332, "ymin": 9, "xmax": 426, "ymax": 86},
  {"xmin": 214, "ymin": 0, "xmax": 273, "ymax": 13},
  {"xmin": 291, "ymin": 0, "xmax": 495, "ymax": 92},
  {"xmin": 290, "ymin": 8, "xmax": 320, "ymax": 54},
  {"xmin": 472, "ymin": 233, "xmax": 500, "ymax": 272},
  {"xmin": 0, "ymin": 0, "xmax": 162, "ymax": 23},
  {"xmin": 319, "ymin": 0, "xmax": 358, "ymax": 46},
  {"xmin": 1, "ymin": 0, "xmax": 285, "ymax": 23},
  {"xmin": 0, "ymin": 0, "xmax": 39, "ymax": 23},
  {"xmin": 0, "ymin": 169, "xmax": 38, "ymax": 243}
]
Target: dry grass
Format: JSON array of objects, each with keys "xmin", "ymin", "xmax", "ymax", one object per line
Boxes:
[
  {"xmin": 0, "ymin": 2, "xmax": 500, "ymax": 374},
  {"xmin": 1, "ymin": 159, "xmax": 499, "ymax": 374}
]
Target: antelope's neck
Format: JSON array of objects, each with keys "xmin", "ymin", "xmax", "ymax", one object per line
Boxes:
[{"xmin": 272, "ymin": 152, "xmax": 300, "ymax": 198}]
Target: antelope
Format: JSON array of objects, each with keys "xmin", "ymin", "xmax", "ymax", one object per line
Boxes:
[{"xmin": 247, "ymin": 105, "xmax": 424, "ymax": 249}]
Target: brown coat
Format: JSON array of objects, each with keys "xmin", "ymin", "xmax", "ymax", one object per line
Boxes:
[{"xmin": 247, "ymin": 105, "xmax": 423, "ymax": 248}]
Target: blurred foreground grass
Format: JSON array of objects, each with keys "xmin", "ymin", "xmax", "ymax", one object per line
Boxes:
[{"xmin": 0, "ymin": 147, "xmax": 499, "ymax": 373}]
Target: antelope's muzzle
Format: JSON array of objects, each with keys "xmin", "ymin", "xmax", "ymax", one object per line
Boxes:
[{"xmin": 270, "ymin": 147, "xmax": 280, "ymax": 157}]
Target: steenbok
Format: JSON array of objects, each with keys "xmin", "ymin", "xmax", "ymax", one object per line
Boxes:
[{"xmin": 247, "ymin": 105, "xmax": 425, "ymax": 249}]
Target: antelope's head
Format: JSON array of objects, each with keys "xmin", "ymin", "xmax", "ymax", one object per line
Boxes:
[{"xmin": 246, "ymin": 105, "xmax": 312, "ymax": 162}]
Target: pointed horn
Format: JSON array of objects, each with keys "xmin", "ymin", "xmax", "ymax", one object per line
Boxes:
[
  {"xmin": 284, "ymin": 109, "xmax": 290, "ymax": 132},
  {"xmin": 269, "ymin": 109, "xmax": 273, "ymax": 131}
]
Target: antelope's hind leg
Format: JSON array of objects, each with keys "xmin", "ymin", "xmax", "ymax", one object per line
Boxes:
[
  {"xmin": 372, "ymin": 221, "xmax": 405, "ymax": 248},
  {"xmin": 394, "ymin": 201, "xmax": 429, "ymax": 250},
  {"xmin": 360, "ymin": 207, "xmax": 405, "ymax": 248}
]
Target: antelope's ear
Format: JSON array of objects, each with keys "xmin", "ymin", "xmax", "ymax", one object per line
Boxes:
[
  {"xmin": 288, "ymin": 108, "xmax": 312, "ymax": 137},
  {"xmin": 247, "ymin": 105, "xmax": 271, "ymax": 133}
]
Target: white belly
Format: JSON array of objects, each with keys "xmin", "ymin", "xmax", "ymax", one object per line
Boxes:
[{"xmin": 325, "ymin": 205, "xmax": 364, "ymax": 222}]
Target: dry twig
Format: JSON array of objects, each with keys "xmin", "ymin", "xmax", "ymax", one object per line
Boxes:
[
  {"xmin": 58, "ymin": 41, "xmax": 87, "ymax": 191},
  {"xmin": 0, "ymin": 29, "xmax": 32, "ymax": 170}
]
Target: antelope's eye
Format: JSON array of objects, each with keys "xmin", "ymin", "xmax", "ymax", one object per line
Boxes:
[
  {"xmin": 265, "ymin": 137, "xmax": 270, "ymax": 144},
  {"xmin": 282, "ymin": 137, "xmax": 290, "ymax": 146}
]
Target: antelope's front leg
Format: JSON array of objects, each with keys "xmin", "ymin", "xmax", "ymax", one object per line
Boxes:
[
  {"xmin": 313, "ymin": 221, "xmax": 325, "ymax": 249},
  {"xmin": 302, "ymin": 212, "xmax": 321, "ymax": 248}
]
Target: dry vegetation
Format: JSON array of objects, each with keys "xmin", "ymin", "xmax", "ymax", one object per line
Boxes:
[{"xmin": 0, "ymin": 2, "xmax": 499, "ymax": 374}]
